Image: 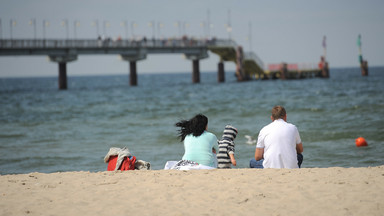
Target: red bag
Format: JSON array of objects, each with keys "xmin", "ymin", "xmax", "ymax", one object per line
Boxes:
[{"xmin": 107, "ymin": 155, "xmax": 137, "ymax": 171}]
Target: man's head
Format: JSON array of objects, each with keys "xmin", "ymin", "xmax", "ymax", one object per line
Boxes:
[{"xmin": 271, "ymin": 105, "xmax": 287, "ymax": 121}]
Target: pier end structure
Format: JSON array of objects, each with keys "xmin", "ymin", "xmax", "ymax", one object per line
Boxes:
[
  {"xmin": 209, "ymin": 41, "xmax": 265, "ymax": 81},
  {"xmin": 243, "ymin": 51, "xmax": 265, "ymax": 80},
  {"xmin": 48, "ymin": 55, "xmax": 78, "ymax": 90},
  {"xmin": 265, "ymin": 62, "xmax": 323, "ymax": 80}
]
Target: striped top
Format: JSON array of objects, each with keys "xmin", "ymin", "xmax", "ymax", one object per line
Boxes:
[{"xmin": 217, "ymin": 125, "xmax": 238, "ymax": 169}]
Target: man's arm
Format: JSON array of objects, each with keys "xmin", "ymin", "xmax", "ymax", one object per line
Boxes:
[
  {"xmin": 296, "ymin": 143, "xmax": 303, "ymax": 154},
  {"xmin": 255, "ymin": 148, "xmax": 264, "ymax": 161}
]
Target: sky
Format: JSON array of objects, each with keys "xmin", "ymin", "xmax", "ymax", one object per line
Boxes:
[{"xmin": 0, "ymin": 0, "xmax": 383, "ymax": 77}]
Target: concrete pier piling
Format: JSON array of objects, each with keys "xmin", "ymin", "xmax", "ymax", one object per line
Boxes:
[
  {"xmin": 129, "ymin": 61, "xmax": 138, "ymax": 86},
  {"xmin": 121, "ymin": 53, "xmax": 146, "ymax": 86},
  {"xmin": 58, "ymin": 63, "xmax": 67, "ymax": 90},
  {"xmin": 192, "ymin": 60, "xmax": 200, "ymax": 83},
  {"xmin": 218, "ymin": 61, "xmax": 225, "ymax": 83},
  {"xmin": 48, "ymin": 55, "xmax": 77, "ymax": 90},
  {"xmin": 185, "ymin": 49, "xmax": 208, "ymax": 84}
]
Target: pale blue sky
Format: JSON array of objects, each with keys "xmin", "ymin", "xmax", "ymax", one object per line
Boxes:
[{"xmin": 0, "ymin": 0, "xmax": 383, "ymax": 77}]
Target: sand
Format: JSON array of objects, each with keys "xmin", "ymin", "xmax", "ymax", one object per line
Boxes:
[{"xmin": 1, "ymin": 166, "xmax": 383, "ymax": 216}]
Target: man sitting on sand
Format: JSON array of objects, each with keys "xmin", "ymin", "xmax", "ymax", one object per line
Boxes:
[{"xmin": 250, "ymin": 105, "xmax": 303, "ymax": 169}]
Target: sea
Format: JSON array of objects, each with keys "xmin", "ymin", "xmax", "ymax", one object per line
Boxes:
[{"xmin": 1, "ymin": 67, "xmax": 384, "ymax": 174}]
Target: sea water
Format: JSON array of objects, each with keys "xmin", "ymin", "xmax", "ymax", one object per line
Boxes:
[{"xmin": 1, "ymin": 67, "xmax": 383, "ymax": 174}]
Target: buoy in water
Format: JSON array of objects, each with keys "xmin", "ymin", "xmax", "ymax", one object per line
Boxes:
[{"xmin": 355, "ymin": 137, "xmax": 368, "ymax": 147}]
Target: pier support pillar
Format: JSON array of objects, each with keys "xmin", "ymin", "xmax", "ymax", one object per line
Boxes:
[
  {"xmin": 58, "ymin": 63, "xmax": 67, "ymax": 90},
  {"xmin": 192, "ymin": 60, "xmax": 200, "ymax": 83},
  {"xmin": 130, "ymin": 61, "xmax": 138, "ymax": 86},
  {"xmin": 184, "ymin": 49, "xmax": 208, "ymax": 84},
  {"xmin": 48, "ymin": 55, "xmax": 77, "ymax": 90},
  {"xmin": 218, "ymin": 61, "xmax": 225, "ymax": 83},
  {"xmin": 120, "ymin": 51, "xmax": 147, "ymax": 87}
]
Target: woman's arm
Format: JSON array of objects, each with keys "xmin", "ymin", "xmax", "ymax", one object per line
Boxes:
[{"xmin": 212, "ymin": 139, "xmax": 219, "ymax": 153}]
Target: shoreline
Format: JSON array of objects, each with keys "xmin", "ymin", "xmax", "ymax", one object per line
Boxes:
[{"xmin": 1, "ymin": 166, "xmax": 383, "ymax": 215}]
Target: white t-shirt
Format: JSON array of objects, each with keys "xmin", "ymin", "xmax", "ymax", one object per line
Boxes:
[{"xmin": 256, "ymin": 119, "xmax": 301, "ymax": 168}]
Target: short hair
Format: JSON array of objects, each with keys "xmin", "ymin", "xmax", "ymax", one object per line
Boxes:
[{"xmin": 271, "ymin": 105, "xmax": 286, "ymax": 120}]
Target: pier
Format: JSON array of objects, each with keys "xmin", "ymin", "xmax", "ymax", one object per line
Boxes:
[
  {"xmin": 0, "ymin": 38, "xmax": 325, "ymax": 89},
  {"xmin": 0, "ymin": 38, "xmax": 262, "ymax": 89}
]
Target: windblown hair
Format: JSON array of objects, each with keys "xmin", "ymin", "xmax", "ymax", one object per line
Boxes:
[
  {"xmin": 175, "ymin": 114, "xmax": 208, "ymax": 141},
  {"xmin": 271, "ymin": 105, "xmax": 286, "ymax": 120}
]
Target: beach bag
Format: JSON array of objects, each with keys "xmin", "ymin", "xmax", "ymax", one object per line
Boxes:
[{"xmin": 107, "ymin": 155, "xmax": 137, "ymax": 171}]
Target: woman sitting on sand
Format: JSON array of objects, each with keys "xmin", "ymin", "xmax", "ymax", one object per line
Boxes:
[{"xmin": 175, "ymin": 114, "xmax": 219, "ymax": 168}]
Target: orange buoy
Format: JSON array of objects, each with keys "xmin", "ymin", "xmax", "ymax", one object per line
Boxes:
[{"xmin": 355, "ymin": 137, "xmax": 368, "ymax": 147}]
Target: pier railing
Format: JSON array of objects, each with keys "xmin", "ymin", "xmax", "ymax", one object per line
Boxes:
[{"xmin": 0, "ymin": 38, "xmax": 235, "ymax": 49}]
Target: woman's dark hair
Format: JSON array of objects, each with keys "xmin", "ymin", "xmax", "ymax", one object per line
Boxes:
[{"xmin": 175, "ymin": 114, "xmax": 208, "ymax": 141}]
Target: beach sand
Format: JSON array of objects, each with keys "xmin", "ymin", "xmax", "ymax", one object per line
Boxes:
[{"xmin": 1, "ymin": 166, "xmax": 383, "ymax": 216}]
